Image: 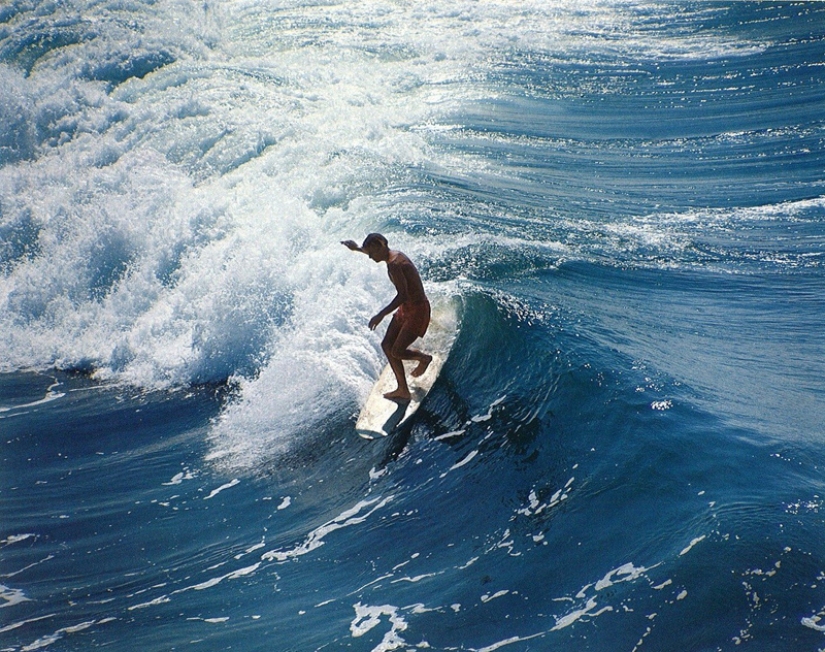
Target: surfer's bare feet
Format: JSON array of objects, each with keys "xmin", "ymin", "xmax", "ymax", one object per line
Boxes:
[
  {"xmin": 411, "ymin": 354, "xmax": 432, "ymax": 378},
  {"xmin": 384, "ymin": 389, "xmax": 411, "ymax": 402}
]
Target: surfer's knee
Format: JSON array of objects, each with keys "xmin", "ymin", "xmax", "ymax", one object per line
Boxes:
[{"xmin": 391, "ymin": 341, "xmax": 419, "ymax": 360}]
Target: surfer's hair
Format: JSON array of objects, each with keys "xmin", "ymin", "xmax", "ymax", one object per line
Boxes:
[{"xmin": 362, "ymin": 233, "xmax": 388, "ymax": 249}]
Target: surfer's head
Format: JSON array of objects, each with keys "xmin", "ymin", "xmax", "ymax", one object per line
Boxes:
[{"xmin": 362, "ymin": 233, "xmax": 389, "ymax": 262}]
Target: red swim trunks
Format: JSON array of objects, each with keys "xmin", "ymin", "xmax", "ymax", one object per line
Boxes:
[{"xmin": 394, "ymin": 300, "xmax": 431, "ymax": 339}]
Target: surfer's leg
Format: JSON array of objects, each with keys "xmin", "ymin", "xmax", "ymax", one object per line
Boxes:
[
  {"xmin": 394, "ymin": 302, "xmax": 431, "ymax": 377},
  {"xmin": 410, "ymin": 352, "xmax": 432, "ymax": 377},
  {"xmin": 382, "ymin": 317, "xmax": 411, "ymax": 401},
  {"xmin": 389, "ymin": 327, "xmax": 432, "ymax": 380}
]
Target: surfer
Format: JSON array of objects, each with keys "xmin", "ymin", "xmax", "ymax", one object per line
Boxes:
[{"xmin": 342, "ymin": 233, "xmax": 432, "ymax": 401}]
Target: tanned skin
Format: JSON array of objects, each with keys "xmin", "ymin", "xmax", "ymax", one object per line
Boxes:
[{"xmin": 342, "ymin": 235, "xmax": 432, "ymax": 401}]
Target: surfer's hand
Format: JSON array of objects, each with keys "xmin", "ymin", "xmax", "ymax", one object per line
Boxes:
[
  {"xmin": 369, "ymin": 314, "xmax": 383, "ymax": 330},
  {"xmin": 341, "ymin": 240, "xmax": 360, "ymax": 251}
]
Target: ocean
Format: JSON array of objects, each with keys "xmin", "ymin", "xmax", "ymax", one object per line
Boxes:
[{"xmin": 1, "ymin": 1, "xmax": 824, "ymax": 650}]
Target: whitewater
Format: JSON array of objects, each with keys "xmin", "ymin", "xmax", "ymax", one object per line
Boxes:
[{"xmin": 1, "ymin": 1, "xmax": 824, "ymax": 650}]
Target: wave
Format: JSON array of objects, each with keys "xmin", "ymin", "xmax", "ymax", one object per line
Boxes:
[{"xmin": 1, "ymin": 1, "xmax": 821, "ymax": 457}]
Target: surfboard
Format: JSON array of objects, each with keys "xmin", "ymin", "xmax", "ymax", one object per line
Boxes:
[{"xmin": 356, "ymin": 298, "xmax": 459, "ymax": 440}]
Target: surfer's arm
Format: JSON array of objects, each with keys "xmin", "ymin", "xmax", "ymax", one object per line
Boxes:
[
  {"xmin": 369, "ymin": 294, "xmax": 403, "ymax": 330},
  {"xmin": 369, "ymin": 261, "xmax": 410, "ymax": 330},
  {"xmin": 341, "ymin": 240, "xmax": 365, "ymax": 253}
]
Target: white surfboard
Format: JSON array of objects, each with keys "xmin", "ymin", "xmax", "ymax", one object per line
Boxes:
[{"xmin": 356, "ymin": 298, "xmax": 459, "ymax": 440}]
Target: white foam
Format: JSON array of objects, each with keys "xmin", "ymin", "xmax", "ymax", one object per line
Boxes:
[
  {"xmin": 2, "ymin": 554, "xmax": 56, "ymax": 579},
  {"xmin": 186, "ymin": 562, "xmax": 260, "ymax": 591},
  {"xmin": 475, "ymin": 632, "xmax": 545, "ymax": 652},
  {"xmin": 0, "ymin": 534, "xmax": 36, "ymax": 547},
  {"xmin": 552, "ymin": 597, "xmax": 613, "ymax": 631},
  {"xmin": 262, "ymin": 496, "xmax": 393, "ymax": 562},
  {"xmin": 163, "ymin": 468, "xmax": 197, "ymax": 486},
  {"xmin": 19, "ymin": 619, "xmax": 103, "ymax": 651},
  {"xmin": 679, "ymin": 535, "xmax": 706, "ymax": 556},
  {"xmin": 593, "ymin": 562, "xmax": 649, "ymax": 592},
  {"xmin": 0, "ymin": 584, "xmax": 31, "ymax": 609},
  {"xmin": 545, "ymin": 561, "xmax": 656, "ymax": 634},
  {"xmin": 470, "ymin": 396, "xmax": 507, "ymax": 423},
  {"xmin": 0, "ymin": 0, "xmax": 773, "ymax": 470},
  {"xmin": 128, "ymin": 595, "xmax": 171, "ymax": 611},
  {"xmin": 448, "ymin": 450, "xmax": 478, "ymax": 472},
  {"xmin": 517, "ymin": 477, "xmax": 575, "ymax": 517},
  {"xmin": 480, "ymin": 590, "xmax": 510, "ymax": 603},
  {"xmin": 350, "ymin": 602, "xmax": 408, "ymax": 652},
  {"xmin": 128, "ymin": 562, "xmax": 261, "ymax": 612},
  {"xmin": 390, "ymin": 573, "xmax": 438, "ymax": 585},
  {"xmin": 802, "ymin": 611, "xmax": 825, "ymax": 632},
  {"xmin": 0, "ymin": 391, "xmax": 65, "ymax": 413},
  {"xmin": 0, "ymin": 614, "xmax": 56, "ymax": 635},
  {"xmin": 434, "ymin": 429, "xmax": 465, "ymax": 441},
  {"xmin": 204, "ymin": 478, "xmax": 240, "ymax": 500}
]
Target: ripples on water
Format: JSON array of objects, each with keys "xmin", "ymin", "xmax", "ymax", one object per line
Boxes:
[{"xmin": 1, "ymin": 2, "xmax": 824, "ymax": 651}]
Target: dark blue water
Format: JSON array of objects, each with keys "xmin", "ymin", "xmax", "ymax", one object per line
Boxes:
[{"xmin": 2, "ymin": 2, "xmax": 824, "ymax": 650}]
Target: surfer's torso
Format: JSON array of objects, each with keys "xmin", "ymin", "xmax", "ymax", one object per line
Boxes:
[
  {"xmin": 387, "ymin": 251, "xmax": 430, "ymax": 337},
  {"xmin": 387, "ymin": 251, "xmax": 427, "ymax": 304}
]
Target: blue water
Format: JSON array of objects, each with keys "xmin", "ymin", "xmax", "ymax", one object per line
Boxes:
[{"xmin": 1, "ymin": 2, "xmax": 824, "ymax": 650}]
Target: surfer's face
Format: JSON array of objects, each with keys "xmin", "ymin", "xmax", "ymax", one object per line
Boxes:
[{"xmin": 366, "ymin": 242, "xmax": 387, "ymax": 262}]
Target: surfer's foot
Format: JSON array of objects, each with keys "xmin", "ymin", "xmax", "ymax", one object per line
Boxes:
[
  {"xmin": 411, "ymin": 354, "xmax": 432, "ymax": 378},
  {"xmin": 384, "ymin": 389, "xmax": 411, "ymax": 402}
]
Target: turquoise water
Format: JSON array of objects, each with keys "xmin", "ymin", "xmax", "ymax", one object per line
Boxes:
[{"xmin": 1, "ymin": 2, "xmax": 824, "ymax": 650}]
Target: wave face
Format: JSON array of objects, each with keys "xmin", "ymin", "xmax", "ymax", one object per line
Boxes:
[{"xmin": 1, "ymin": 2, "xmax": 824, "ymax": 651}]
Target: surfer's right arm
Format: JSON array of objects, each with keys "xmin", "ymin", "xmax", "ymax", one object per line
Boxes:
[{"xmin": 341, "ymin": 240, "xmax": 364, "ymax": 253}]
